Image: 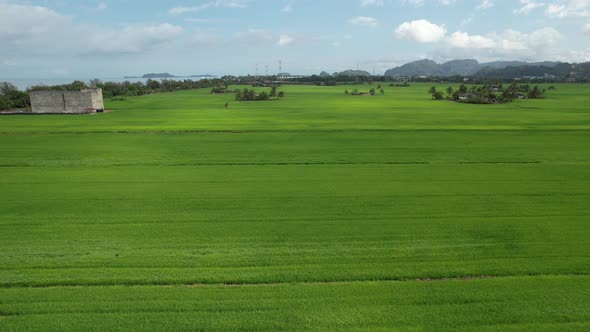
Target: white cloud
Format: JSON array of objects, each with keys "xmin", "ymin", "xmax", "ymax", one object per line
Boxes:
[
  {"xmin": 0, "ymin": 3, "xmax": 183, "ymax": 57},
  {"xmin": 277, "ymin": 34, "xmax": 294, "ymax": 46},
  {"xmin": 96, "ymin": 2, "xmax": 107, "ymax": 11},
  {"xmin": 545, "ymin": 0, "xmax": 590, "ymax": 18},
  {"xmin": 360, "ymin": 0, "xmax": 384, "ymax": 7},
  {"xmin": 558, "ymin": 48, "xmax": 590, "ymax": 62},
  {"xmin": 438, "ymin": 27, "xmax": 562, "ymax": 60},
  {"xmin": 332, "ymin": 41, "xmax": 342, "ymax": 47},
  {"xmin": 448, "ymin": 31, "xmax": 496, "ymax": 49},
  {"xmin": 232, "ymin": 29, "xmax": 296, "ymax": 47},
  {"xmin": 513, "ymin": 0, "xmax": 545, "ymax": 15},
  {"xmin": 169, "ymin": 0, "xmax": 249, "ymax": 15},
  {"xmin": 0, "ymin": 3, "xmax": 70, "ymax": 44},
  {"xmin": 477, "ymin": 0, "xmax": 495, "ymax": 10},
  {"xmin": 349, "ymin": 16, "xmax": 378, "ymax": 28},
  {"xmin": 395, "ymin": 19, "xmax": 447, "ymax": 43},
  {"xmin": 585, "ymin": 22, "xmax": 590, "ymax": 33}
]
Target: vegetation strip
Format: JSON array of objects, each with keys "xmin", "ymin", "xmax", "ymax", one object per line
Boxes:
[{"xmin": 4, "ymin": 273, "xmax": 590, "ymax": 289}]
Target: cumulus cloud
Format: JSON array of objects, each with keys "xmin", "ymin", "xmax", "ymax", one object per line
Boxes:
[
  {"xmin": 545, "ymin": 0, "xmax": 590, "ymax": 18},
  {"xmin": 349, "ymin": 16, "xmax": 378, "ymax": 28},
  {"xmin": 0, "ymin": 3, "xmax": 183, "ymax": 57},
  {"xmin": 0, "ymin": 3, "xmax": 70, "ymax": 45},
  {"xmin": 447, "ymin": 31, "xmax": 496, "ymax": 49},
  {"xmin": 395, "ymin": 19, "xmax": 447, "ymax": 43},
  {"xmin": 439, "ymin": 27, "xmax": 562, "ymax": 60},
  {"xmin": 558, "ymin": 48, "xmax": 590, "ymax": 62}
]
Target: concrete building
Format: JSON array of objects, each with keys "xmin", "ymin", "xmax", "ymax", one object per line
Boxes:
[{"xmin": 29, "ymin": 88, "xmax": 104, "ymax": 114}]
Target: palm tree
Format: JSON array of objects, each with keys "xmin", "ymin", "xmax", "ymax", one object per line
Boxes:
[
  {"xmin": 446, "ymin": 86, "xmax": 454, "ymax": 97},
  {"xmin": 458, "ymin": 84, "xmax": 468, "ymax": 94},
  {"xmin": 428, "ymin": 86, "xmax": 437, "ymax": 95}
]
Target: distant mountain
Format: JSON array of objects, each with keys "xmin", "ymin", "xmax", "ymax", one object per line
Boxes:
[
  {"xmin": 440, "ymin": 59, "xmax": 481, "ymax": 76},
  {"xmin": 483, "ymin": 61, "xmax": 562, "ymax": 69},
  {"xmin": 142, "ymin": 73, "xmax": 176, "ymax": 78},
  {"xmin": 319, "ymin": 71, "xmax": 331, "ymax": 77},
  {"xmin": 473, "ymin": 62, "xmax": 590, "ymax": 80},
  {"xmin": 336, "ymin": 69, "xmax": 371, "ymax": 77},
  {"xmin": 384, "ymin": 59, "xmax": 564, "ymax": 77},
  {"xmin": 385, "ymin": 59, "xmax": 442, "ymax": 76}
]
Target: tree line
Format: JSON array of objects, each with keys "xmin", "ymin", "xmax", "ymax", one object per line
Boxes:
[
  {"xmin": 235, "ymin": 87, "xmax": 285, "ymax": 101},
  {"xmin": 0, "ymin": 82, "xmax": 29, "ymax": 110},
  {"xmin": 0, "ymin": 78, "xmax": 234, "ymax": 110},
  {"xmin": 345, "ymin": 85, "xmax": 385, "ymax": 96},
  {"xmin": 428, "ymin": 83, "xmax": 547, "ymax": 104}
]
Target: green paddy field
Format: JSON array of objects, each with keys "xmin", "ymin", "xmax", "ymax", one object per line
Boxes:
[{"xmin": 1, "ymin": 83, "xmax": 589, "ymax": 330}]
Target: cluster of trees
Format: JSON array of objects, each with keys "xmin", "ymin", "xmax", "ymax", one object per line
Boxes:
[
  {"xmin": 390, "ymin": 82, "xmax": 411, "ymax": 87},
  {"xmin": 210, "ymin": 86, "xmax": 236, "ymax": 94},
  {"xmin": 0, "ymin": 82, "xmax": 30, "ymax": 110},
  {"xmin": 235, "ymin": 87, "xmax": 285, "ymax": 101},
  {"xmin": 345, "ymin": 87, "xmax": 385, "ymax": 96},
  {"xmin": 344, "ymin": 86, "xmax": 385, "ymax": 96},
  {"xmin": 428, "ymin": 83, "xmax": 546, "ymax": 104}
]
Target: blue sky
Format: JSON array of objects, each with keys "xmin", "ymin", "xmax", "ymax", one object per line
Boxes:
[{"xmin": 1, "ymin": 0, "xmax": 589, "ymax": 78}]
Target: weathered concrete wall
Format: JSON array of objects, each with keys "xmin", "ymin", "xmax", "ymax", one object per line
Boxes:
[
  {"xmin": 29, "ymin": 92, "xmax": 65, "ymax": 114},
  {"xmin": 83, "ymin": 88, "xmax": 104, "ymax": 110},
  {"xmin": 30, "ymin": 89, "xmax": 104, "ymax": 114}
]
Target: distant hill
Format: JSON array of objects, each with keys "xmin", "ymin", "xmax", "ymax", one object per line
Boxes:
[
  {"xmin": 142, "ymin": 73, "xmax": 176, "ymax": 78},
  {"xmin": 384, "ymin": 59, "xmax": 563, "ymax": 77},
  {"xmin": 474, "ymin": 62, "xmax": 590, "ymax": 81},
  {"xmin": 336, "ymin": 69, "xmax": 371, "ymax": 77},
  {"xmin": 385, "ymin": 59, "xmax": 442, "ymax": 76},
  {"xmin": 319, "ymin": 71, "xmax": 331, "ymax": 77}
]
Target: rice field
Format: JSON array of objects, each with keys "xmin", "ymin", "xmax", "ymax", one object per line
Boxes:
[{"xmin": 1, "ymin": 83, "xmax": 589, "ymax": 330}]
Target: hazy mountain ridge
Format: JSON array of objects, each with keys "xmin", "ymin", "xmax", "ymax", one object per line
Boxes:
[
  {"xmin": 336, "ymin": 70, "xmax": 372, "ymax": 77},
  {"xmin": 384, "ymin": 59, "xmax": 564, "ymax": 77}
]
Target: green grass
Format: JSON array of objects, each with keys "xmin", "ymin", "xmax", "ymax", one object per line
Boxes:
[{"xmin": 1, "ymin": 83, "xmax": 589, "ymax": 330}]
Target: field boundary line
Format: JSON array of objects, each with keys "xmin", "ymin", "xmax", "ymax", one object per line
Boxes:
[
  {"xmin": 2, "ymin": 128, "xmax": 590, "ymax": 136},
  {"xmin": 1, "ymin": 273, "xmax": 588, "ymax": 289}
]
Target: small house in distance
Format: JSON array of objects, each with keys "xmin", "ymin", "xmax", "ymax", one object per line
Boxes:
[{"xmin": 29, "ymin": 88, "xmax": 104, "ymax": 114}]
